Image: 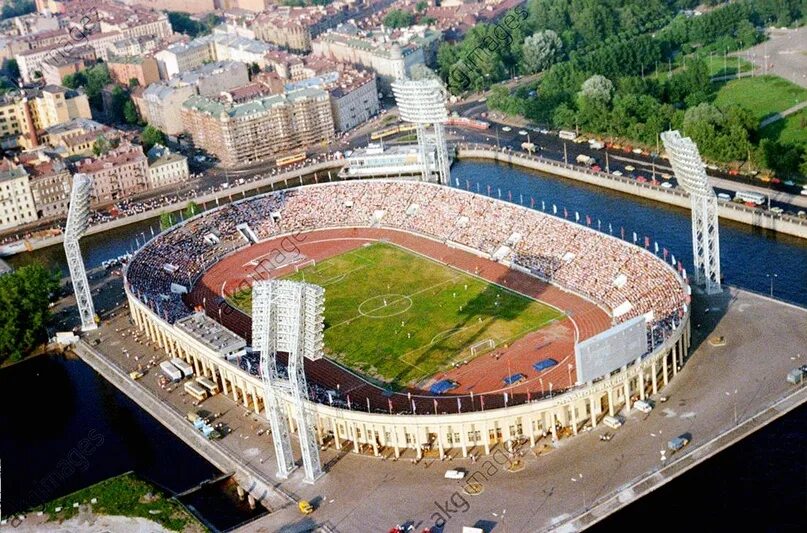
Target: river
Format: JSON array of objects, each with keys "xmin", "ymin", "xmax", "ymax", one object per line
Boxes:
[{"xmin": 3, "ymin": 160, "xmax": 806, "ymax": 529}]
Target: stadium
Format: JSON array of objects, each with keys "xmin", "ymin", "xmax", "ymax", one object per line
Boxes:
[{"xmin": 124, "ymin": 179, "xmax": 691, "ymax": 457}]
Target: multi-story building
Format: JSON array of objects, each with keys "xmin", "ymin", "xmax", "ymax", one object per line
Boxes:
[
  {"xmin": 311, "ymin": 23, "xmax": 440, "ymax": 91},
  {"xmin": 181, "ymin": 87, "xmax": 335, "ymax": 167},
  {"xmin": 265, "ymin": 58, "xmax": 379, "ymax": 133},
  {"xmin": 40, "ymin": 48, "xmax": 95, "ymax": 86},
  {"xmin": 124, "ymin": 0, "xmax": 215, "ymax": 14},
  {"xmin": 74, "ymin": 142, "xmax": 149, "ymax": 205},
  {"xmin": 0, "ymin": 159, "xmax": 38, "ymax": 230},
  {"xmin": 107, "ymin": 55, "xmax": 161, "ymax": 87},
  {"xmin": 146, "ymin": 144, "xmax": 189, "ymax": 189},
  {"xmin": 251, "ymin": 4, "xmax": 352, "ymax": 53},
  {"xmin": 41, "ymin": 118, "xmax": 119, "ymax": 157},
  {"xmin": 141, "ymin": 61, "xmax": 249, "ymax": 136},
  {"xmin": 141, "ymin": 82, "xmax": 195, "ymax": 137},
  {"xmin": 0, "ymin": 85, "xmax": 92, "ymax": 148},
  {"xmin": 18, "ymin": 151, "xmax": 72, "ymax": 219},
  {"xmin": 154, "ymin": 33, "xmax": 274, "ymax": 80}
]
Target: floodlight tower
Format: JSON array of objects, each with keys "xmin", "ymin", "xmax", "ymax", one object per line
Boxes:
[
  {"xmin": 64, "ymin": 173, "xmax": 97, "ymax": 331},
  {"xmin": 253, "ymin": 280, "xmax": 325, "ymax": 483},
  {"xmin": 391, "ymin": 78, "xmax": 451, "ymax": 184},
  {"xmin": 661, "ymin": 130, "xmax": 722, "ymax": 294}
]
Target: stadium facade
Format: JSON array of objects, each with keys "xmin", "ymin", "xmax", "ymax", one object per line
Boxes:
[{"xmin": 124, "ymin": 180, "xmax": 691, "ymax": 458}]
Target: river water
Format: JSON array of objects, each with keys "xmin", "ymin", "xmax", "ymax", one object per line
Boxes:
[{"xmin": 3, "ymin": 161, "xmax": 806, "ymax": 529}]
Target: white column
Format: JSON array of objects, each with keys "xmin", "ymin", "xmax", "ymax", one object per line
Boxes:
[
  {"xmin": 639, "ymin": 369, "xmax": 646, "ymax": 400},
  {"xmin": 589, "ymin": 396, "xmax": 597, "ymax": 428},
  {"xmin": 460, "ymin": 423, "xmax": 468, "ymax": 457},
  {"xmin": 651, "ymin": 361, "xmax": 658, "ymax": 394},
  {"xmin": 570, "ymin": 404, "xmax": 578, "ymax": 435},
  {"xmin": 608, "ymin": 388, "xmax": 615, "ymax": 416}
]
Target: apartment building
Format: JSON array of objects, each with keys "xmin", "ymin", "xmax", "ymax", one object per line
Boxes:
[
  {"xmin": 0, "ymin": 159, "xmax": 38, "ymax": 231},
  {"xmin": 154, "ymin": 33, "xmax": 274, "ymax": 80},
  {"xmin": 141, "ymin": 61, "xmax": 249, "ymax": 136},
  {"xmin": 0, "ymin": 86, "xmax": 92, "ymax": 149},
  {"xmin": 251, "ymin": 3, "xmax": 353, "ymax": 53},
  {"xmin": 146, "ymin": 144, "xmax": 189, "ymax": 189},
  {"xmin": 18, "ymin": 151, "xmax": 72, "ymax": 219},
  {"xmin": 41, "ymin": 48, "xmax": 95, "ymax": 86},
  {"xmin": 311, "ymin": 23, "xmax": 439, "ymax": 90},
  {"xmin": 41, "ymin": 118, "xmax": 119, "ymax": 157},
  {"xmin": 74, "ymin": 142, "xmax": 149, "ymax": 205},
  {"xmin": 181, "ymin": 87, "xmax": 335, "ymax": 167},
  {"xmin": 108, "ymin": 55, "xmax": 161, "ymax": 87}
]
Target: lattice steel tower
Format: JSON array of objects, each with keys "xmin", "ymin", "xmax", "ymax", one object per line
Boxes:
[
  {"xmin": 253, "ymin": 280, "xmax": 325, "ymax": 483},
  {"xmin": 64, "ymin": 173, "xmax": 97, "ymax": 331},
  {"xmin": 391, "ymin": 78, "xmax": 451, "ymax": 184},
  {"xmin": 661, "ymin": 130, "xmax": 722, "ymax": 294}
]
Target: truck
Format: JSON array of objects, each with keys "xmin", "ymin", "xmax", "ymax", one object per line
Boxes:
[
  {"xmin": 667, "ymin": 435, "xmax": 690, "ymax": 452},
  {"xmin": 576, "ymin": 154, "xmax": 596, "ymax": 166},
  {"xmin": 159, "ymin": 360, "xmax": 183, "ymax": 382},
  {"xmin": 171, "ymin": 357, "xmax": 194, "ymax": 378}
]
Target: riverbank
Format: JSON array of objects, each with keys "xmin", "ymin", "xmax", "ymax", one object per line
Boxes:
[
  {"xmin": 457, "ymin": 146, "xmax": 807, "ymax": 240},
  {"xmin": 1, "ymin": 472, "xmax": 203, "ymax": 532}
]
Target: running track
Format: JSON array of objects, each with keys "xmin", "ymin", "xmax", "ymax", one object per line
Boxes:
[{"xmin": 186, "ymin": 227, "xmax": 611, "ymax": 414}]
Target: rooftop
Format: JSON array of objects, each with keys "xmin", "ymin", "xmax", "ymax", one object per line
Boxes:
[
  {"xmin": 175, "ymin": 312, "xmax": 246, "ymax": 356},
  {"xmin": 182, "ymin": 86, "xmax": 328, "ymax": 119}
]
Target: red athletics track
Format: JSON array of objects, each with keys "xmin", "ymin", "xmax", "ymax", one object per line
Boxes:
[{"xmin": 186, "ymin": 227, "xmax": 611, "ymax": 414}]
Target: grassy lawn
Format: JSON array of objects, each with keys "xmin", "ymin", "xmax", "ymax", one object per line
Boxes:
[
  {"xmin": 35, "ymin": 472, "xmax": 200, "ymax": 531},
  {"xmin": 760, "ymin": 107, "xmax": 807, "ymax": 146},
  {"xmin": 231, "ymin": 243, "xmax": 563, "ymax": 388},
  {"xmin": 714, "ymin": 75, "xmax": 807, "ymax": 121}
]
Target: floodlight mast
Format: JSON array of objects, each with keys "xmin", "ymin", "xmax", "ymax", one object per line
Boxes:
[
  {"xmin": 254, "ymin": 282, "xmax": 296, "ymax": 478},
  {"xmin": 391, "ymin": 78, "xmax": 451, "ymax": 185},
  {"xmin": 253, "ymin": 280, "xmax": 325, "ymax": 483},
  {"xmin": 64, "ymin": 173, "xmax": 97, "ymax": 331},
  {"xmin": 661, "ymin": 130, "xmax": 722, "ymax": 294}
]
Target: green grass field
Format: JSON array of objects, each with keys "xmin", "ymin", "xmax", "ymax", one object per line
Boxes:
[
  {"xmin": 714, "ymin": 75, "xmax": 807, "ymax": 121},
  {"xmin": 232, "ymin": 243, "xmax": 563, "ymax": 388},
  {"xmin": 761, "ymin": 107, "xmax": 807, "ymax": 146}
]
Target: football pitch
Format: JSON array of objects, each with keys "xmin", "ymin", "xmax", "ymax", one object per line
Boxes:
[{"xmin": 231, "ymin": 243, "xmax": 564, "ymax": 388}]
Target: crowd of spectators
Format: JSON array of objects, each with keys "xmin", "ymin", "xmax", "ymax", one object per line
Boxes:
[{"xmin": 126, "ymin": 180, "xmax": 688, "ymax": 345}]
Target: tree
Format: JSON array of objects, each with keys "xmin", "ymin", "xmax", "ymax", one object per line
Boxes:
[
  {"xmin": 0, "ymin": 263, "xmax": 60, "ymax": 364},
  {"xmin": 580, "ymin": 75, "xmax": 614, "ymax": 105},
  {"xmin": 249, "ymin": 62, "xmax": 261, "ymax": 77},
  {"xmin": 184, "ymin": 201, "xmax": 201, "ymax": 219},
  {"xmin": 159, "ymin": 212, "xmax": 175, "ymax": 231},
  {"xmin": 383, "ymin": 9, "xmax": 415, "ymax": 29},
  {"xmin": 123, "ymin": 99, "xmax": 139, "ymax": 124},
  {"xmin": 522, "ymin": 30, "xmax": 563, "ymax": 74},
  {"xmin": 1, "ymin": 0, "xmax": 35, "ymax": 21},
  {"xmin": 416, "ymin": 1, "xmax": 428, "ymax": 13},
  {"xmin": 92, "ymin": 135, "xmax": 111, "ymax": 156},
  {"xmin": 141, "ymin": 125, "xmax": 166, "ymax": 151},
  {"xmin": 128, "ymin": 78, "xmax": 140, "ymax": 88},
  {"xmin": 3, "ymin": 58, "xmax": 19, "ymax": 81}
]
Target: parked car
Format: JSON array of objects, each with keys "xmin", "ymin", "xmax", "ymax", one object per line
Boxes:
[
  {"xmin": 634, "ymin": 399, "xmax": 654, "ymax": 413},
  {"xmin": 603, "ymin": 415, "xmax": 623, "ymax": 429},
  {"xmin": 445, "ymin": 469, "xmax": 466, "ymax": 479},
  {"xmin": 667, "ymin": 435, "xmax": 690, "ymax": 452}
]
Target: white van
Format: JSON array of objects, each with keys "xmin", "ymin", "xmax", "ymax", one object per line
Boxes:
[
  {"xmin": 602, "ymin": 415, "xmax": 623, "ymax": 429},
  {"xmin": 634, "ymin": 400, "xmax": 653, "ymax": 413},
  {"xmin": 445, "ymin": 469, "xmax": 466, "ymax": 479}
]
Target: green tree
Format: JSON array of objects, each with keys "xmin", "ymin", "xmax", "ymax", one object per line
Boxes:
[
  {"xmin": 184, "ymin": 201, "xmax": 201, "ymax": 219},
  {"xmin": 141, "ymin": 125, "xmax": 166, "ymax": 151},
  {"xmin": 123, "ymin": 99, "xmax": 139, "ymax": 124},
  {"xmin": 0, "ymin": 263, "xmax": 60, "ymax": 364},
  {"xmin": 128, "ymin": 77, "xmax": 140, "ymax": 88},
  {"xmin": 416, "ymin": 1, "xmax": 428, "ymax": 13},
  {"xmin": 3, "ymin": 58, "xmax": 20, "ymax": 81},
  {"xmin": 159, "ymin": 212, "xmax": 175, "ymax": 231},
  {"xmin": 384, "ymin": 9, "xmax": 415, "ymax": 29},
  {"xmin": 1, "ymin": 0, "xmax": 35, "ymax": 21},
  {"xmin": 522, "ymin": 30, "xmax": 563, "ymax": 74},
  {"xmin": 92, "ymin": 135, "xmax": 111, "ymax": 156}
]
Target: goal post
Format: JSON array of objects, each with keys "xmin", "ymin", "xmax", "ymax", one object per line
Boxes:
[
  {"xmin": 294, "ymin": 258, "xmax": 316, "ymax": 273},
  {"xmin": 470, "ymin": 338, "xmax": 495, "ymax": 356}
]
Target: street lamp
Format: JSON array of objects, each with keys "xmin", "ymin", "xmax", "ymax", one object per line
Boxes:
[{"xmin": 766, "ymin": 273, "xmax": 778, "ymax": 298}]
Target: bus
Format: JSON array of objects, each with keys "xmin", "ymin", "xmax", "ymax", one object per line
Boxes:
[
  {"xmin": 184, "ymin": 381, "xmax": 208, "ymax": 402},
  {"xmin": 369, "ymin": 123, "xmax": 417, "ymax": 140},
  {"xmin": 558, "ymin": 130, "xmax": 578, "ymax": 141},
  {"xmin": 196, "ymin": 376, "xmax": 220, "ymax": 396},
  {"xmin": 734, "ymin": 190, "xmax": 766, "ymax": 206},
  {"xmin": 276, "ymin": 152, "xmax": 306, "ymax": 167}
]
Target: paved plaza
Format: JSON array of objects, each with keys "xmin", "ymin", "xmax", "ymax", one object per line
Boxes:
[{"xmin": 79, "ymin": 276, "xmax": 807, "ymax": 532}]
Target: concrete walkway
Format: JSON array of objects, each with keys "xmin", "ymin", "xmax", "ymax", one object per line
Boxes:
[{"xmin": 759, "ymin": 100, "xmax": 807, "ymax": 128}]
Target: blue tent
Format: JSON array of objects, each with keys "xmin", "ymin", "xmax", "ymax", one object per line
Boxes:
[
  {"xmin": 503, "ymin": 373, "xmax": 525, "ymax": 386},
  {"xmin": 429, "ymin": 379, "xmax": 458, "ymax": 395},
  {"xmin": 533, "ymin": 358, "xmax": 559, "ymax": 372}
]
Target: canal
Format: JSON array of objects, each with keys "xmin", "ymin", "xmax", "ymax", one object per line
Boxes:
[{"xmin": 3, "ymin": 160, "xmax": 806, "ymax": 529}]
